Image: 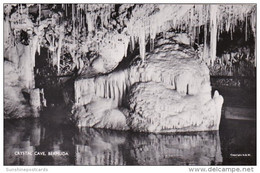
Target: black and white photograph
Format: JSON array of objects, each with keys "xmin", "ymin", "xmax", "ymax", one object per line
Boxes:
[{"xmin": 2, "ymin": 2, "xmax": 257, "ymax": 167}]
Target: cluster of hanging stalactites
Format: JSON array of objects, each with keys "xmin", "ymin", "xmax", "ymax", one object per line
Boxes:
[
  {"xmin": 61, "ymin": 4, "xmax": 257, "ymax": 67},
  {"xmin": 126, "ymin": 4, "xmax": 256, "ymax": 65},
  {"xmin": 4, "ymin": 4, "xmax": 257, "ymax": 74}
]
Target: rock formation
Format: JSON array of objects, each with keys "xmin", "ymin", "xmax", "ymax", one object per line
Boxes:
[
  {"xmin": 4, "ymin": 5, "xmax": 46, "ymax": 119},
  {"xmin": 72, "ymin": 36, "xmax": 224, "ymax": 133}
]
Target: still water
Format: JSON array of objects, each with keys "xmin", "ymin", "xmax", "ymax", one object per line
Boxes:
[{"xmin": 4, "ymin": 107, "xmax": 256, "ymax": 166}]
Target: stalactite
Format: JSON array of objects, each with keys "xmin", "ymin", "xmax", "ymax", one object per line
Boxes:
[
  {"xmin": 4, "ymin": 4, "xmax": 257, "ymax": 78},
  {"xmin": 65, "ymin": 4, "xmax": 68, "ymax": 16},
  {"xmin": 210, "ymin": 5, "xmax": 218, "ymax": 66},
  {"xmin": 190, "ymin": 6, "xmax": 195, "ymax": 45},
  {"xmin": 130, "ymin": 36, "xmax": 135, "ymax": 52},
  {"xmin": 70, "ymin": 4, "xmax": 77, "ymax": 66},
  {"xmin": 217, "ymin": 27, "xmax": 220, "ymax": 41},
  {"xmin": 150, "ymin": 38, "xmax": 154, "ymax": 52},
  {"xmin": 245, "ymin": 14, "xmax": 248, "ymax": 41},
  {"xmin": 230, "ymin": 24, "xmax": 233, "ymax": 40},
  {"xmin": 52, "ymin": 33, "xmax": 55, "ymax": 49},
  {"xmin": 72, "ymin": 4, "xmax": 75, "ymax": 30},
  {"xmin": 38, "ymin": 4, "xmax": 41, "ymax": 25},
  {"xmin": 4, "ymin": 15, "xmax": 10, "ymax": 51},
  {"xmin": 57, "ymin": 26, "xmax": 64, "ymax": 74},
  {"xmin": 37, "ymin": 39, "xmax": 40, "ymax": 55},
  {"xmin": 226, "ymin": 6, "xmax": 230, "ymax": 32},
  {"xmin": 20, "ymin": 4, "xmax": 23, "ymax": 14},
  {"xmin": 198, "ymin": 5, "xmax": 203, "ymax": 34},
  {"xmin": 139, "ymin": 23, "xmax": 146, "ymax": 62},
  {"xmin": 26, "ymin": 4, "xmax": 29, "ymax": 16},
  {"xmin": 149, "ymin": 19, "xmax": 155, "ymax": 52},
  {"xmin": 202, "ymin": 5, "xmax": 208, "ymax": 61},
  {"xmin": 86, "ymin": 13, "xmax": 94, "ymax": 33},
  {"xmin": 124, "ymin": 42, "xmax": 128, "ymax": 57}
]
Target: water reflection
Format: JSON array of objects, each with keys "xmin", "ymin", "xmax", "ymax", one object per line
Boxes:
[
  {"xmin": 4, "ymin": 118, "xmax": 225, "ymax": 165},
  {"xmin": 74, "ymin": 129, "xmax": 222, "ymax": 165},
  {"xmin": 4, "ymin": 118, "xmax": 75, "ymax": 165},
  {"xmin": 74, "ymin": 128, "xmax": 127, "ymax": 165},
  {"xmin": 4, "ymin": 119, "xmax": 40, "ymax": 165},
  {"xmin": 125, "ymin": 132, "xmax": 222, "ymax": 165}
]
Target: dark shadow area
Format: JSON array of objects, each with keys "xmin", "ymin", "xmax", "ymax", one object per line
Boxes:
[{"xmin": 219, "ymin": 118, "xmax": 256, "ymax": 165}]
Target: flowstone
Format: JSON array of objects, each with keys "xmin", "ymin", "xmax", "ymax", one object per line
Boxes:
[
  {"xmin": 128, "ymin": 82, "xmax": 223, "ymax": 132},
  {"xmin": 72, "ymin": 37, "xmax": 224, "ymax": 133}
]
